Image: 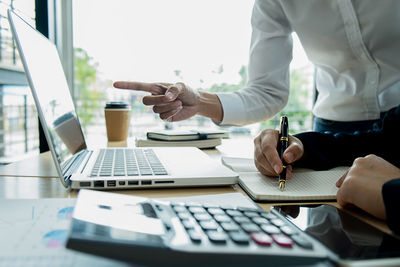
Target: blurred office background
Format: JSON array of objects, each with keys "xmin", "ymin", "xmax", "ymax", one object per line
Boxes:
[{"xmin": 0, "ymin": 0, "xmax": 313, "ymax": 163}]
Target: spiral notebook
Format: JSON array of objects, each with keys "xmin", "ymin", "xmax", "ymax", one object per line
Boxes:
[{"xmin": 221, "ymin": 157, "xmax": 348, "ymax": 202}]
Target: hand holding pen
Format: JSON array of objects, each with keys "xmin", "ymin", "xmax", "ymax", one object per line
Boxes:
[
  {"xmin": 278, "ymin": 116, "xmax": 289, "ymax": 191},
  {"xmin": 253, "ymin": 118, "xmax": 304, "ymax": 188}
]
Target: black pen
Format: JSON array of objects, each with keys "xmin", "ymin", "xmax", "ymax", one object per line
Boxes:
[{"xmin": 278, "ymin": 116, "xmax": 289, "ymax": 191}]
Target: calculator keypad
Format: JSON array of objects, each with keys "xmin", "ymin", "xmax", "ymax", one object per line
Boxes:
[{"xmin": 171, "ymin": 203, "xmax": 313, "ymax": 250}]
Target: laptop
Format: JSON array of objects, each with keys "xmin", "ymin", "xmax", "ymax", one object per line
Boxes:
[{"xmin": 7, "ymin": 10, "xmax": 238, "ymax": 190}]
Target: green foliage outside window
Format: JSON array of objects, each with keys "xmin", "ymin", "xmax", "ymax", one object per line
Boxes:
[
  {"xmin": 261, "ymin": 68, "xmax": 312, "ymax": 134},
  {"xmin": 198, "ymin": 65, "xmax": 312, "ymax": 134},
  {"xmin": 74, "ymin": 48, "xmax": 106, "ymax": 131}
]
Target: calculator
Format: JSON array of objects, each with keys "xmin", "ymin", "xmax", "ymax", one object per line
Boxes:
[{"xmin": 67, "ymin": 190, "xmax": 332, "ymax": 266}]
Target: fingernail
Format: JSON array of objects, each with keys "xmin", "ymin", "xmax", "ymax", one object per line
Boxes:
[
  {"xmin": 286, "ymin": 152, "xmax": 294, "ymax": 163},
  {"xmin": 165, "ymin": 92, "xmax": 174, "ymax": 100},
  {"xmin": 274, "ymin": 165, "xmax": 280, "ymax": 174},
  {"xmin": 166, "ymin": 117, "xmax": 172, "ymax": 122}
]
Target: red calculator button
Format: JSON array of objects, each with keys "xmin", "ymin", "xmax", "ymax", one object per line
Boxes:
[
  {"xmin": 272, "ymin": 234, "xmax": 294, "ymax": 248},
  {"xmin": 251, "ymin": 232, "xmax": 273, "ymax": 246}
]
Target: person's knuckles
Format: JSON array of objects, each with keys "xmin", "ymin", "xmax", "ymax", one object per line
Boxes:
[
  {"xmin": 261, "ymin": 128, "xmax": 275, "ymax": 135},
  {"xmin": 354, "ymin": 155, "xmax": 371, "ymax": 165},
  {"xmin": 163, "ymin": 107, "xmax": 182, "ymax": 119},
  {"xmin": 159, "ymin": 113, "xmax": 168, "ymax": 120},
  {"xmin": 341, "ymin": 172, "xmax": 361, "ymax": 192},
  {"xmin": 168, "ymin": 82, "xmax": 186, "ymax": 94},
  {"xmin": 260, "ymin": 129, "xmax": 278, "ymax": 143},
  {"xmin": 153, "ymin": 105, "xmax": 170, "ymax": 114},
  {"xmin": 153, "ymin": 102, "xmax": 181, "ymax": 113},
  {"xmin": 254, "ymin": 150, "xmax": 267, "ymax": 165},
  {"xmin": 260, "ymin": 142, "xmax": 276, "ymax": 155},
  {"xmin": 142, "ymin": 96, "xmax": 166, "ymax": 105},
  {"xmin": 167, "ymin": 86, "xmax": 180, "ymax": 96},
  {"xmin": 263, "ymin": 145, "xmax": 280, "ymax": 165},
  {"xmin": 174, "ymin": 82, "xmax": 187, "ymax": 92},
  {"xmin": 365, "ymin": 154, "xmax": 378, "ymax": 160},
  {"xmin": 159, "ymin": 109, "xmax": 176, "ymax": 120}
]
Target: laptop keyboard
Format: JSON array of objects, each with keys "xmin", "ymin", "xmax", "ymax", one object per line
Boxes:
[{"xmin": 90, "ymin": 148, "xmax": 167, "ymax": 177}]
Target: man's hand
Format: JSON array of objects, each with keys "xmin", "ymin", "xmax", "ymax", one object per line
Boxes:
[
  {"xmin": 113, "ymin": 81, "xmax": 200, "ymax": 122},
  {"xmin": 253, "ymin": 129, "xmax": 304, "ymax": 178},
  {"xmin": 336, "ymin": 154, "xmax": 400, "ymax": 220}
]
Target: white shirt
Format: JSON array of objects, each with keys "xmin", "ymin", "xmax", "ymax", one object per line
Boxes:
[{"xmin": 217, "ymin": 0, "xmax": 400, "ymax": 126}]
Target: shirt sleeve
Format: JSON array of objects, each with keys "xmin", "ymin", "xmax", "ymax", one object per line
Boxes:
[
  {"xmin": 382, "ymin": 178, "xmax": 400, "ymax": 234},
  {"xmin": 293, "ymin": 105, "xmax": 400, "ymax": 170},
  {"xmin": 217, "ymin": 0, "xmax": 293, "ymax": 126}
]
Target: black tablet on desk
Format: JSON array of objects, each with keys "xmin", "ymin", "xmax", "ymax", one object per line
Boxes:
[{"xmin": 273, "ymin": 204, "xmax": 400, "ymax": 266}]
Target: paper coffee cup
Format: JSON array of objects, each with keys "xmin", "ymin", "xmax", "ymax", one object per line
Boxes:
[{"xmin": 104, "ymin": 102, "xmax": 131, "ymax": 141}]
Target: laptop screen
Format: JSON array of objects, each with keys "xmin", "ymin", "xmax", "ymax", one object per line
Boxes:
[{"xmin": 8, "ymin": 11, "xmax": 87, "ymax": 180}]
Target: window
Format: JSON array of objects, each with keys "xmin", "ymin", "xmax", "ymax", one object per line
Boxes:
[
  {"xmin": 0, "ymin": 1, "xmax": 35, "ymax": 68},
  {"xmin": 0, "ymin": 1, "xmax": 38, "ymax": 162},
  {"xmin": 72, "ymin": 1, "xmax": 313, "ymax": 143}
]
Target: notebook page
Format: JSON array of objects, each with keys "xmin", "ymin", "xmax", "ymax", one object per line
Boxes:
[
  {"xmin": 239, "ymin": 167, "xmax": 348, "ymax": 201},
  {"xmin": 221, "ymin": 157, "xmax": 258, "ymax": 172}
]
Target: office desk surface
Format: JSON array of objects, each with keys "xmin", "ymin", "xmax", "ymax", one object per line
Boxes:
[
  {"xmin": 0, "ymin": 138, "xmax": 391, "ymax": 235},
  {"xmin": 0, "ymin": 151, "xmax": 57, "ymax": 178}
]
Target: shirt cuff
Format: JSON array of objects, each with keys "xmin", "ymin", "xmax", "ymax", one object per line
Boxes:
[
  {"xmin": 382, "ymin": 178, "xmax": 400, "ymax": 234},
  {"xmin": 214, "ymin": 92, "xmax": 246, "ymax": 126}
]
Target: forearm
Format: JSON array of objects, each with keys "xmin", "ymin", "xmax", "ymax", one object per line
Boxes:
[{"xmin": 197, "ymin": 91, "xmax": 223, "ymax": 122}]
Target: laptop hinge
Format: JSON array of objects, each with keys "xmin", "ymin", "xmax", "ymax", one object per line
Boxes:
[{"xmin": 62, "ymin": 150, "xmax": 91, "ymax": 178}]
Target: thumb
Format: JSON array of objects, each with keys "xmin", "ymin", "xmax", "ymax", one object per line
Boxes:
[
  {"xmin": 283, "ymin": 136, "xmax": 304, "ymax": 164},
  {"xmin": 165, "ymin": 82, "xmax": 185, "ymax": 101}
]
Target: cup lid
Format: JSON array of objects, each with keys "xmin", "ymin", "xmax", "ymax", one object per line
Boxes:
[
  {"xmin": 105, "ymin": 102, "xmax": 130, "ymax": 109},
  {"xmin": 53, "ymin": 111, "xmax": 75, "ymax": 126}
]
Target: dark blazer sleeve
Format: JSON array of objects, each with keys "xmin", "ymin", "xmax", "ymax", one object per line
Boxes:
[
  {"xmin": 293, "ymin": 106, "xmax": 400, "ymax": 170},
  {"xmin": 382, "ymin": 178, "xmax": 400, "ymax": 234},
  {"xmin": 291, "ymin": 106, "xmax": 400, "ymax": 233}
]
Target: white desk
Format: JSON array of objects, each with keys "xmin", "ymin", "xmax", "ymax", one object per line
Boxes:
[{"xmin": 0, "ymin": 138, "xmax": 391, "ymax": 234}]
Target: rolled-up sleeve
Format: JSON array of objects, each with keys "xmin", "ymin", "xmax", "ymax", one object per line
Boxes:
[{"xmin": 217, "ymin": 0, "xmax": 293, "ymax": 126}]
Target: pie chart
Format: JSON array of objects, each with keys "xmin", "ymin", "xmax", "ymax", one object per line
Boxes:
[
  {"xmin": 43, "ymin": 229, "xmax": 68, "ymax": 248},
  {"xmin": 57, "ymin": 206, "xmax": 74, "ymax": 220}
]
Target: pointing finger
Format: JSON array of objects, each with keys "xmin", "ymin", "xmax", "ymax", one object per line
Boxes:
[{"xmin": 113, "ymin": 81, "xmax": 167, "ymax": 95}]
